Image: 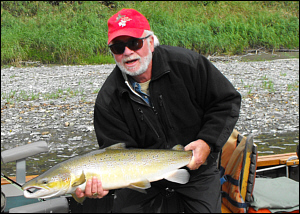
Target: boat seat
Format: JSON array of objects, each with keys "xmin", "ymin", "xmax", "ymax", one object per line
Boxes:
[
  {"xmin": 248, "ymin": 177, "xmax": 299, "ymax": 213},
  {"xmin": 1, "ymin": 141, "xmax": 68, "ymax": 212},
  {"xmin": 2, "ymin": 141, "xmax": 49, "ymax": 184},
  {"xmin": 1, "ymin": 142, "xmax": 48, "ymax": 212},
  {"xmin": 220, "ymin": 129, "xmax": 258, "ymax": 213},
  {"xmin": 220, "ymin": 130, "xmax": 299, "ymax": 213}
]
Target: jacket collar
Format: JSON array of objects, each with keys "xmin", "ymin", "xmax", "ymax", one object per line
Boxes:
[
  {"xmin": 118, "ymin": 46, "xmax": 170, "ymax": 96},
  {"xmin": 151, "ymin": 46, "xmax": 171, "ymax": 80}
]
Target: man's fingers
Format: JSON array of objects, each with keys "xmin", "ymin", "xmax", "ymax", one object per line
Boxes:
[
  {"xmin": 91, "ymin": 177, "xmax": 98, "ymax": 195},
  {"xmin": 96, "ymin": 180, "xmax": 109, "ymax": 198},
  {"xmin": 97, "ymin": 180, "xmax": 105, "ymax": 196},
  {"xmin": 184, "ymin": 139, "xmax": 210, "ymax": 170},
  {"xmin": 186, "ymin": 155, "xmax": 199, "ymax": 170},
  {"xmin": 85, "ymin": 178, "xmax": 93, "ymax": 197},
  {"xmin": 184, "ymin": 143, "xmax": 195, "ymax": 151},
  {"xmin": 76, "ymin": 177, "xmax": 109, "ymax": 199},
  {"xmin": 75, "ymin": 188, "xmax": 85, "ymax": 198}
]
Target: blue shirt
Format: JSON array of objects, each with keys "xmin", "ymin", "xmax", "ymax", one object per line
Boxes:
[{"xmin": 129, "ymin": 77, "xmax": 151, "ymax": 106}]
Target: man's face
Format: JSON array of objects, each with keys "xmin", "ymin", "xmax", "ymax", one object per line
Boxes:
[{"xmin": 111, "ymin": 33, "xmax": 154, "ymax": 77}]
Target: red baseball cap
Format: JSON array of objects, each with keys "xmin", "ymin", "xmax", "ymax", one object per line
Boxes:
[{"xmin": 107, "ymin": 9, "xmax": 150, "ymax": 44}]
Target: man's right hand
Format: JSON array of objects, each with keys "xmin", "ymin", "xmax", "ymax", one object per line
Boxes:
[{"xmin": 75, "ymin": 176, "xmax": 109, "ymax": 199}]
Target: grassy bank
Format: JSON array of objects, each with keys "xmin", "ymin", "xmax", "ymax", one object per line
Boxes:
[{"xmin": 1, "ymin": 1, "xmax": 299, "ymax": 66}]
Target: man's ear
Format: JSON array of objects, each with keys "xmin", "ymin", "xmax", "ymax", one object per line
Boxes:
[{"xmin": 150, "ymin": 36, "xmax": 155, "ymax": 52}]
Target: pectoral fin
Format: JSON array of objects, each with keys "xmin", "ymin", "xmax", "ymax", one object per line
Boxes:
[
  {"xmin": 164, "ymin": 169, "xmax": 190, "ymax": 184},
  {"xmin": 172, "ymin": 144, "xmax": 184, "ymax": 151},
  {"xmin": 106, "ymin": 143, "xmax": 126, "ymax": 149},
  {"xmin": 71, "ymin": 194, "xmax": 86, "ymax": 204},
  {"xmin": 71, "ymin": 171, "xmax": 86, "ymax": 187},
  {"xmin": 128, "ymin": 179, "xmax": 151, "ymax": 194}
]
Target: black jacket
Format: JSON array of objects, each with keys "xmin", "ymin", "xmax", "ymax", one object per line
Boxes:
[{"xmin": 94, "ymin": 45, "xmax": 241, "ymax": 155}]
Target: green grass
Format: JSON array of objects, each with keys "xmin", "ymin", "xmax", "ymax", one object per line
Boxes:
[
  {"xmin": 1, "ymin": 1, "xmax": 299, "ymax": 66},
  {"xmin": 287, "ymin": 81, "xmax": 299, "ymax": 91},
  {"xmin": 262, "ymin": 80, "xmax": 275, "ymax": 93},
  {"xmin": 1, "ymin": 87, "xmax": 86, "ymax": 104}
]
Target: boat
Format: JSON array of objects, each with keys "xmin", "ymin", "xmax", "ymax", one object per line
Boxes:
[
  {"xmin": 1, "ymin": 130, "xmax": 299, "ymax": 213},
  {"xmin": 219, "ymin": 130, "xmax": 298, "ymax": 213}
]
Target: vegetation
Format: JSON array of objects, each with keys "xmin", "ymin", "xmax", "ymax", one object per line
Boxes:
[
  {"xmin": 1, "ymin": 87, "xmax": 88, "ymax": 104},
  {"xmin": 1, "ymin": 1, "xmax": 299, "ymax": 66}
]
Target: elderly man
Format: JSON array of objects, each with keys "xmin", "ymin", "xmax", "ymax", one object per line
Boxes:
[{"xmin": 76, "ymin": 8, "xmax": 241, "ymax": 213}]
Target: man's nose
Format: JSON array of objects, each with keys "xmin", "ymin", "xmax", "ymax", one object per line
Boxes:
[{"xmin": 123, "ymin": 46, "xmax": 134, "ymax": 55}]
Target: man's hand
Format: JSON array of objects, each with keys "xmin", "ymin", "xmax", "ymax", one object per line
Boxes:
[
  {"xmin": 75, "ymin": 176, "xmax": 109, "ymax": 199},
  {"xmin": 184, "ymin": 139, "xmax": 211, "ymax": 170}
]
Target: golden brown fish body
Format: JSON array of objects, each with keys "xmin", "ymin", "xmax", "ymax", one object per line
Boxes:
[{"xmin": 22, "ymin": 143, "xmax": 192, "ymax": 203}]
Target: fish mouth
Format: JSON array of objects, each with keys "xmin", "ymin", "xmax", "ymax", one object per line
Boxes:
[
  {"xmin": 24, "ymin": 186, "xmax": 43, "ymax": 194},
  {"xmin": 23, "ymin": 186, "xmax": 61, "ymax": 199}
]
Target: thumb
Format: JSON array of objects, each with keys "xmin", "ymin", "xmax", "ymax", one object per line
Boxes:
[{"xmin": 184, "ymin": 141, "xmax": 196, "ymax": 151}]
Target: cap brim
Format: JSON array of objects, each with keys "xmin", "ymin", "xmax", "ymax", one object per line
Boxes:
[{"xmin": 107, "ymin": 28, "xmax": 145, "ymax": 44}]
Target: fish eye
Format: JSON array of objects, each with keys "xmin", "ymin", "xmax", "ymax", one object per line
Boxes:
[{"xmin": 41, "ymin": 179, "xmax": 48, "ymax": 184}]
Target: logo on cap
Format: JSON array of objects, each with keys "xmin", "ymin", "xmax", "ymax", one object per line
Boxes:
[{"xmin": 115, "ymin": 14, "xmax": 132, "ymax": 27}]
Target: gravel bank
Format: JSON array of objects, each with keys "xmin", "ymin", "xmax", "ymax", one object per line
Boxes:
[{"xmin": 1, "ymin": 59, "xmax": 299, "ymax": 151}]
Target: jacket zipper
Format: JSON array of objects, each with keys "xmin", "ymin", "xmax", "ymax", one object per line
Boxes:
[
  {"xmin": 159, "ymin": 95, "xmax": 174, "ymax": 130},
  {"xmin": 138, "ymin": 108, "xmax": 160, "ymax": 139},
  {"xmin": 125, "ymin": 80, "xmax": 161, "ymax": 139}
]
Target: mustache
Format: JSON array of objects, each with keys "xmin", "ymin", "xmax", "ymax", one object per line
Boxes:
[{"xmin": 122, "ymin": 56, "xmax": 141, "ymax": 63}]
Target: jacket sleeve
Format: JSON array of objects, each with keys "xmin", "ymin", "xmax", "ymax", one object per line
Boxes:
[
  {"xmin": 195, "ymin": 55, "xmax": 241, "ymax": 152},
  {"xmin": 94, "ymin": 97, "xmax": 137, "ymax": 149}
]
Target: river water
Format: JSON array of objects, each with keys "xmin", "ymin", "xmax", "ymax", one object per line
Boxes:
[
  {"xmin": 1, "ymin": 54, "xmax": 299, "ymax": 177},
  {"xmin": 2, "ymin": 130, "xmax": 298, "ymax": 176}
]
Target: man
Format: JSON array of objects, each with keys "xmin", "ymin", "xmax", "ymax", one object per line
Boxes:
[{"xmin": 76, "ymin": 8, "xmax": 241, "ymax": 213}]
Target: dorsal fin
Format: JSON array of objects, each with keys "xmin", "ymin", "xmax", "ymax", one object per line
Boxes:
[
  {"xmin": 106, "ymin": 143, "xmax": 126, "ymax": 150},
  {"xmin": 172, "ymin": 144, "xmax": 184, "ymax": 151}
]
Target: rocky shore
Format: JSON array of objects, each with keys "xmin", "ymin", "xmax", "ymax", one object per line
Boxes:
[{"xmin": 1, "ymin": 59, "xmax": 299, "ymax": 152}]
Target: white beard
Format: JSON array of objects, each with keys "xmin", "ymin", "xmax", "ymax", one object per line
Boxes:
[{"xmin": 115, "ymin": 45, "xmax": 152, "ymax": 77}]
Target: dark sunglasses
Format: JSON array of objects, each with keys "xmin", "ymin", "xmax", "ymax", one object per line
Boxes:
[{"xmin": 109, "ymin": 35, "xmax": 151, "ymax": 55}]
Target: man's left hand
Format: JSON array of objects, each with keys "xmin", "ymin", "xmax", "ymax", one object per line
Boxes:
[{"xmin": 184, "ymin": 139, "xmax": 211, "ymax": 170}]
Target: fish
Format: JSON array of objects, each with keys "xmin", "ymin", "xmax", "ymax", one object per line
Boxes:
[{"xmin": 22, "ymin": 143, "xmax": 192, "ymax": 203}]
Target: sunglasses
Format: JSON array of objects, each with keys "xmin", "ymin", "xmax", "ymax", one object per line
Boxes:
[{"xmin": 109, "ymin": 35, "xmax": 151, "ymax": 55}]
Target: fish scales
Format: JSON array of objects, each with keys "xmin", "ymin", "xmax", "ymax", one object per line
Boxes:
[
  {"xmin": 84, "ymin": 149, "xmax": 190, "ymax": 189},
  {"xmin": 22, "ymin": 143, "xmax": 192, "ymax": 203}
]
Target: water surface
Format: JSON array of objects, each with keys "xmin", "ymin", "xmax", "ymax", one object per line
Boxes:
[{"xmin": 1, "ymin": 130, "xmax": 298, "ymax": 176}]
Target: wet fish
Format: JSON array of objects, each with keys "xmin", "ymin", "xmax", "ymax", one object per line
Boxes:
[{"xmin": 22, "ymin": 143, "xmax": 192, "ymax": 203}]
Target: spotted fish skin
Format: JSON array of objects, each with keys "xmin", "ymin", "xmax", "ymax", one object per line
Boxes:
[{"xmin": 22, "ymin": 143, "xmax": 192, "ymax": 203}]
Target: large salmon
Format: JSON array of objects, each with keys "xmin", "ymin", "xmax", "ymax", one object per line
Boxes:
[{"xmin": 22, "ymin": 143, "xmax": 192, "ymax": 203}]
